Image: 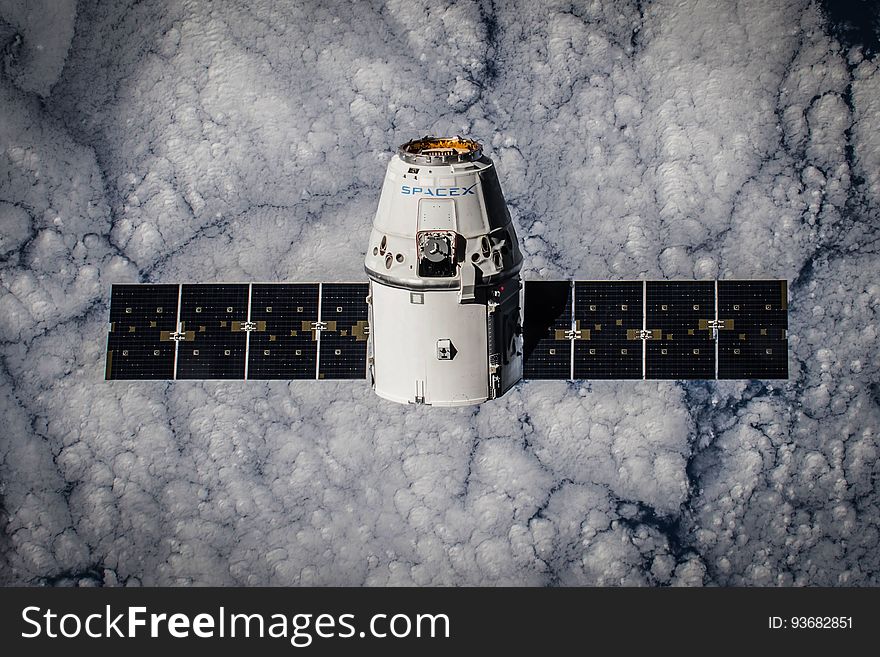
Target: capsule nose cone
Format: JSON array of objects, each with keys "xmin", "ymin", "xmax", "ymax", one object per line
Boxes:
[{"xmin": 398, "ymin": 136, "xmax": 483, "ymax": 165}]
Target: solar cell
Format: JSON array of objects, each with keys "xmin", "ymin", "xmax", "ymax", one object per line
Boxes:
[
  {"xmin": 522, "ymin": 281, "xmax": 572, "ymax": 379},
  {"xmin": 573, "ymin": 281, "xmax": 643, "ymax": 379},
  {"xmin": 717, "ymin": 280, "xmax": 788, "ymax": 379},
  {"xmin": 645, "ymin": 281, "xmax": 716, "ymax": 379},
  {"xmin": 175, "ymin": 284, "xmax": 249, "ymax": 379},
  {"xmin": 105, "ymin": 284, "xmax": 180, "ymax": 379},
  {"xmin": 248, "ymin": 283, "xmax": 320, "ymax": 379},
  {"xmin": 318, "ymin": 283, "xmax": 369, "ymax": 379}
]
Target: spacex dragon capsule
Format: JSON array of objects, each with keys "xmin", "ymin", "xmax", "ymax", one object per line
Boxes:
[
  {"xmin": 365, "ymin": 137, "xmax": 523, "ymax": 406},
  {"xmin": 104, "ymin": 136, "xmax": 789, "ymax": 405}
]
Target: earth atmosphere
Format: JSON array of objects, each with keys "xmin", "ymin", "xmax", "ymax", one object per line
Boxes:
[{"xmin": 0, "ymin": 0, "xmax": 878, "ymax": 585}]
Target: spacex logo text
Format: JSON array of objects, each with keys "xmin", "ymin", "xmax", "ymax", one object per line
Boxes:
[{"xmin": 400, "ymin": 184, "xmax": 476, "ymax": 196}]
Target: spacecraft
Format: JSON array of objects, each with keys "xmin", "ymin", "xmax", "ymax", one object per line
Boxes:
[{"xmin": 105, "ymin": 137, "xmax": 789, "ymax": 406}]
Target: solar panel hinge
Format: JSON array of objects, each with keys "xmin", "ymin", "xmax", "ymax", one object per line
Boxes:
[
  {"xmin": 706, "ymin": 319, "xmax": 725, "ymax": 339},
  {"xmin": 636, "ymin": 329, "xmax": 654, "ymax": 340},
  {"xmin": 168, "ymin": 331, "xmax": 188, "ymax": 342},
  {"xmin": 241, "ymin": 321, "xmax": 258, "ymax": 332},
  {"xmin": 563, "ymin": 329, "xmax": 581, "ymax": 340},
  {"xmin": 489, "ymin": 372, "xmax": 501, "ymax": 398},
  {"xmin": 311, "ymin": 321, "xmax": 328, "ymax": 332}
]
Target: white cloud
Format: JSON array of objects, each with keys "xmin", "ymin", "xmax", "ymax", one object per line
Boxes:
[
  {"xmin": 0, "ymin": 0, "xmax": 76, "ymax": 96},
  {"xmin": 1, "ymin": 0, "xmax": 878, "ymax": 586}
]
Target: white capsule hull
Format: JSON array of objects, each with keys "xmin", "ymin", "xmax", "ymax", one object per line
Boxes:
[
  {"xmin": 366, "ymin": 137, "xmax": 523, "ymax": 406},
  {"xmin": 370, "ymin": 281, "xmax": 491, "ymax": 406}
]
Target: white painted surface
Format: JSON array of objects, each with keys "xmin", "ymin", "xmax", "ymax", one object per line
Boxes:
[{"xmin": 371, "ymin": 282, "xmax": 489, "ymax": 406}]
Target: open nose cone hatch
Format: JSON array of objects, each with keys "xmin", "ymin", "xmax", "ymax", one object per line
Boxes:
[{"xmin": 398, "ymin": 136, "xmax": 483, "ymax": 165}]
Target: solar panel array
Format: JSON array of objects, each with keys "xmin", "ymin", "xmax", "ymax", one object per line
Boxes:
[
  {"xmin": 523, "ymin": 280, "xmax": 788, "ymax": 381},
  {"xmin": 107, "ymin": 279, "xmax": 787, "ymax": 383},
  {"xmin": 106, "ymin": 283, "xmax": 369, "ymax": 380}
]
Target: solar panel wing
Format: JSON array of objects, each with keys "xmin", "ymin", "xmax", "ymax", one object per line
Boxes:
[
  {"xmin": 318, "ymin": 283, "xmax": 369, "ymax": 379},
  {"xmin": 717, "ymin": 280, "xmax": 788, "ymax": 379},
  {"xmin": 175, "ymin": 284, "xmax": 249, "ymax": 379},
  {"xmin": 522, "ymin": 281, "xmax": 572, "ymax": 379},
  {"xmin": 573, "ymin": 281, "xmax": 643, "ymax": 379},
  {"xmin": 105, "ymin": 284, "xmax": 180, "ymax": 379},
  {"xmin": 645, "ymin": 281, "xmax": 715, "ymax": 379},
  {"xmin": 248, "ymin": 283, "xmax": 320, "ymax": 379}
]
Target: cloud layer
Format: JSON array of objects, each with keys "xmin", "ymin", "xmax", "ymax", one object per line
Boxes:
[{"xmin": 1, "ymin": 0, "xmax": 877, "ymax": 585}]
